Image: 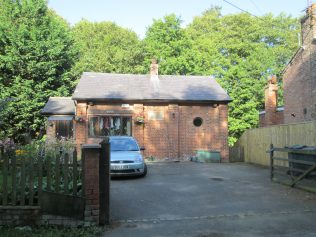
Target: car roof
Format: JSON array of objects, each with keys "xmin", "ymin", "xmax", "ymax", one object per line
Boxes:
[{"xmin": 109, "ymin": 136, "xmax": 135, "ymax": 140}]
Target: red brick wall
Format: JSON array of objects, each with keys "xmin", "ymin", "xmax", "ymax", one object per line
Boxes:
[
  {"xmin": 132, "ymin": 104, "xmax": 145, "ymax": 148},
  {"xmin": 143, "ymin": 105, "xmax": 170, "ymax": 159},
  {"xmin": 283, "ymin": 5, "xmax": 316, "ymax": 124},
  {"xmin": 259, "ymin": 111, "xmax": 284, "ymax": 127},
  {"xmin": 76, "ymin": 103, "xmax": 88, "ymax": 153},
  {"xmin": 74, "ymin": 102, "xmax": 230, "ymax": 162},
  {"xmin": 82, "ymin": 146, "xmax": 100, "ymax": 224},
  {"xmin": 178, "ymin": 105, "xmax": 229, "ymax": 161}
]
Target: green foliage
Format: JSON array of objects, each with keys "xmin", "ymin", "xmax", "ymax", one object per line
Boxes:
[
  {"xmin": 72, "ymin": 20, "xmax": 145, "ymax": 74},
  {"xmin": 186, "ymin": 8, "xmax": 299, "ymax": 143},
  {"xmin": 143, "ymin": 14, "xmax": 198, "ymax": 75},
  {"xmin": 0, "ymin": 0, "xmax": 78, "ymax": 142}
]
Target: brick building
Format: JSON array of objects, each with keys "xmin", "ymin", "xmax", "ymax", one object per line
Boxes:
[
  {"xmin": 42, "ymin": 61, "xmax": 231, "ymax": 161},
  {"xmin": 283, "ymin": 3, "xmax": 316, "ymax": 124},
  {"xmin": 260, "ymin": 4, "xmax": 316, "ymax": 126},
  {"xmin": 259, "ymin": 75, "xmax": 284, "ymax": 127}
]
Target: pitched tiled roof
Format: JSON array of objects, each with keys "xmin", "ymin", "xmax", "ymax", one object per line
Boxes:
[
  {"xmin": 72, "ymin": 72, "xmax": 232, "ymax": 103},
  {"xmin": 41, "ymin": 97, "xmax": 75, "ymax": 115}
]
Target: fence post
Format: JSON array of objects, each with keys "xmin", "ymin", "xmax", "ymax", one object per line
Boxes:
[
  {"xmin": 38, "ymin": 145, "xmax": 44, "ymax": 206},
  {"xmin": 73, "ymin": 149, "xmax": 78, "ymax": 196},
  {"xmin": 1, "ymin": 147, "xmax": 8, "ymax": 206},
  {"xmin": 270, "ymin": 144, "xmax": 274, "ymax": 181},
  {"xmin": 99, "ymin": 138, "xmax": 110, "ymax": 225},
  {"xmin": 82, "ymin": 144, "xmax": 101, "ymax": 225}
]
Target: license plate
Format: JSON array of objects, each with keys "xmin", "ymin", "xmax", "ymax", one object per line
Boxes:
[{"xmin": 111, "ymin": 165, "xmax": 129, "ymax": 170}]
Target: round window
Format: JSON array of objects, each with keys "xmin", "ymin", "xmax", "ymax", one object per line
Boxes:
[{"xmin": 193, "ymin": 117, "xmax": 203, "ymax": 127}]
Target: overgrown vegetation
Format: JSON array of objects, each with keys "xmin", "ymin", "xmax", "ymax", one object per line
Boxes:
[
  {"xmin": 0, "ymin": 0, "xmax": 301, "ymax": 145},
  {"xmin": 0, "ymin": 226, "xmax": 104, "ymax": 237},
  {"xmin": 0, "ymin": 0, "xmax": 78, "ymax": 142},
  {"xmin": 0, "ymin": 139, "xmax": 81, "ymax": 206}
]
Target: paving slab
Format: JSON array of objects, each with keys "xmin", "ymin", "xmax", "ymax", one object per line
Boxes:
[{"xmin": 103, "ymin": 162, "xmax": 316, "ymax": 237}]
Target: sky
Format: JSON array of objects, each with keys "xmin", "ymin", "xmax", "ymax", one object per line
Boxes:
[{"xmin": 48, "ymin": 0, "xmax": 311, "ymax": 38}]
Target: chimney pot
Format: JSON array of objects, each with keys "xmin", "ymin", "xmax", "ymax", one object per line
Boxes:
[{"xmin": 150, "ymin": 58, "xmax": 159, "ymax": 77}]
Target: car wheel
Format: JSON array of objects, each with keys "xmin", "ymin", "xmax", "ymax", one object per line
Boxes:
[{"xmin": 141, "ymin": 163, "xmax": 147, "ymax": 177}]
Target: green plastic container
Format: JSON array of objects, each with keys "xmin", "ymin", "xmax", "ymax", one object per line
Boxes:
[{"xmin": 195, "ymin": 150, "xmax": 221, "ymax": 163}]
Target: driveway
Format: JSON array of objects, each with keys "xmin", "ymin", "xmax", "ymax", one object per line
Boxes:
[{"xmin": 104, "ymin": 162, "xmax": 316, "ymax": 237}]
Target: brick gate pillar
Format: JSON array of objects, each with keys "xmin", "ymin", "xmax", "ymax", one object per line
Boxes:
[{"xmin": 82, "ymin": 141, "xmax": 110, "ymax": 225}]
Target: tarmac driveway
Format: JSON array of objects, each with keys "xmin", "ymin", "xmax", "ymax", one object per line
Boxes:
[{"xmin": 104, "ymin": 162, "xmax": 316, "ymax": 237}]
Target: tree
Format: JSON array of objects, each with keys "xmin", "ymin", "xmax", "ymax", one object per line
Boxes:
[
  {"xmin": 0, "ymin": 0, "xmax": 78, "ymax": 142},
  {"xmin": 186, "ymin": 8, "xmax": 299, "ymax": 144},
  {"xmin": 143, "ymin": 14, "xmax": 200, "ymax": 75},
  {"xmin": 72, "ymin": 20, "xmax": 145, "ymax": 74}
]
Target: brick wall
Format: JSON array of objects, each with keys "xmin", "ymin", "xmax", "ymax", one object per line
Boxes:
[
  {"xmin": 178, "ymin": 105, "xmax": 229, "ymax": 161},
  {"xmin": 0, "ymin": 206, "xmax": 40, "ymax": 226},
  {"xmin": 132, "ymin": 104, "xmax": 145, "ymax": 148},
  {"xmin": 258, "ymin": 75, "xmax": 285, "ymax": 127},
  {"xmin": 0, "ymin": 207, "xmax": 86, "ymax": 227},
  {"xmin": 143, "ymin": 105, "xmax": 171, "ymax": 159},
  {"xmin": 75, "ymin": 103, "xmax": 88, "ymax": 154},
  {"xmin": 283, "ymin": 4, "xmax": 316, "ymax": 124},
  {"xmin": 74, "ymin": 102, "xmax": 230, "ymax": 162},
  {"xmin": 82, "ymin": 145, "xmax": 100, "ymax": 224},
  {"xmin": 259, "ymin": 111, "xmax": 284, "ymax": 127}
]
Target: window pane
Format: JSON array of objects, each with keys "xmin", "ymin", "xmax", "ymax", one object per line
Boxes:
[
  {"xmin": 89, "ymin": 116, "xmax": 131, "ymax": 137},
  {"xmin": 88, "ymin": 117, "xmax": 98, "ymax": 137},
  {"xmin": 56, "ymin": 120, "xmax": 73, "ymax": 139},
  {"xmin": 100, "ymin": 117, "xmax": 110, "ymax": 136},
  {"xmin": 111, "ymin": 116, "xmax": 121, "ymax": 135},
  {"xmin": 122, "ymin": 117, "xmax": 131, "ymax": 136}
]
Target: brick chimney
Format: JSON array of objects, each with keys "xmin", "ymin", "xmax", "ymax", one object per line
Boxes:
[
  {"xmin": 150, "ymin": 58, "xmax": 159, "ymax": 77},
  {"xmin": 301, "ymin": 3, "xmax": 316, "ymax": 44},
  {"xmin": 150, "ymin": 58, "xmax": 159, "ymax": 94},
  {"xmin": 264, "ymin": 75, "xmax": 278, "ymax": 126}
]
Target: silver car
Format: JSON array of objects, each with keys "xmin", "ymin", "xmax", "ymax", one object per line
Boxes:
[{"xmin": 110, "ymin": 136, "xmax": 147, "ymax": 177}]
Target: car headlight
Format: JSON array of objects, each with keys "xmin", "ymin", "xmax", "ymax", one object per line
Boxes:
[{"xmin": 135, "ymin": 156, "xmax": 143, "ymax": 162}]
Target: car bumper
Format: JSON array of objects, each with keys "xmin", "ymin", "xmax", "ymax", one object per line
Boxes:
[{"xmin": 110, "ymin": 162, "xmax": 145, "ymax": 176}]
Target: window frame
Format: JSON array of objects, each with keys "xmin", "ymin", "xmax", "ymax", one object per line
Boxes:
[
  {"xmin": 88, "ymin": 115, "xmax": 132, "ymax": 138},
  {"xmin": 193, "ymin": 117, "xmax": 203, "ymax": 127},
  {"xmin": 55, "ymin": 119, "xmax": 74, "ymax": 139}
]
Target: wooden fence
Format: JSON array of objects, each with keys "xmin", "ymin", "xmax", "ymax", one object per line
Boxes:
[
  {"xmin": 232, "ymin": 121, "xmax": 316, "ymax": 166},
  {"xmin": 0, "ymin": 144, "xmax": 83, "ymax": 207}
]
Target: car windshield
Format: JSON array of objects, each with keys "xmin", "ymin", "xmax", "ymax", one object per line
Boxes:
[{"xmin": 110, "ymin": 139, "xmax": 139, "ymax": 151}]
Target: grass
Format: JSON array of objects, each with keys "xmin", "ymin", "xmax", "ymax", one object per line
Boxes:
[{"xmin": 0, "ymin": 226, "xmax": 104, "ymax": 237}]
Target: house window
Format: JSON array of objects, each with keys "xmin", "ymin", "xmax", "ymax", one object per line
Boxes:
[
  {"xmin": 55, "ymin": 120, "xmax": 73, "ymax": 139},
  {"xmin": 48, "ymin": 116, "xmax": 74, "ymax": 139},
  {"xmin": 88, "ymin": 116, "xmax": 131, "ymax": 137}
]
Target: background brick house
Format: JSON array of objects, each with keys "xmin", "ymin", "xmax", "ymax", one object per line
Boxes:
[
  {"xmin": 43, "ymin": 61, "xmax": 231, "ymax": 161},
  {"xmin": 283, "ymin": 3, "xmax": 316, "ymax": 124},
  {"xmin": 259, "ymin": 3, "xmax": 316, "ymax": 127}
]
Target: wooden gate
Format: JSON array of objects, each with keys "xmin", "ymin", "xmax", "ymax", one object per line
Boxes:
[
  {"xmin": 0, "ymin": 143, "xmax": 84, "ymax": 219},
  {"xmin": 268, "ymin": 144, "xmax": 316, "ymax": 192}
]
